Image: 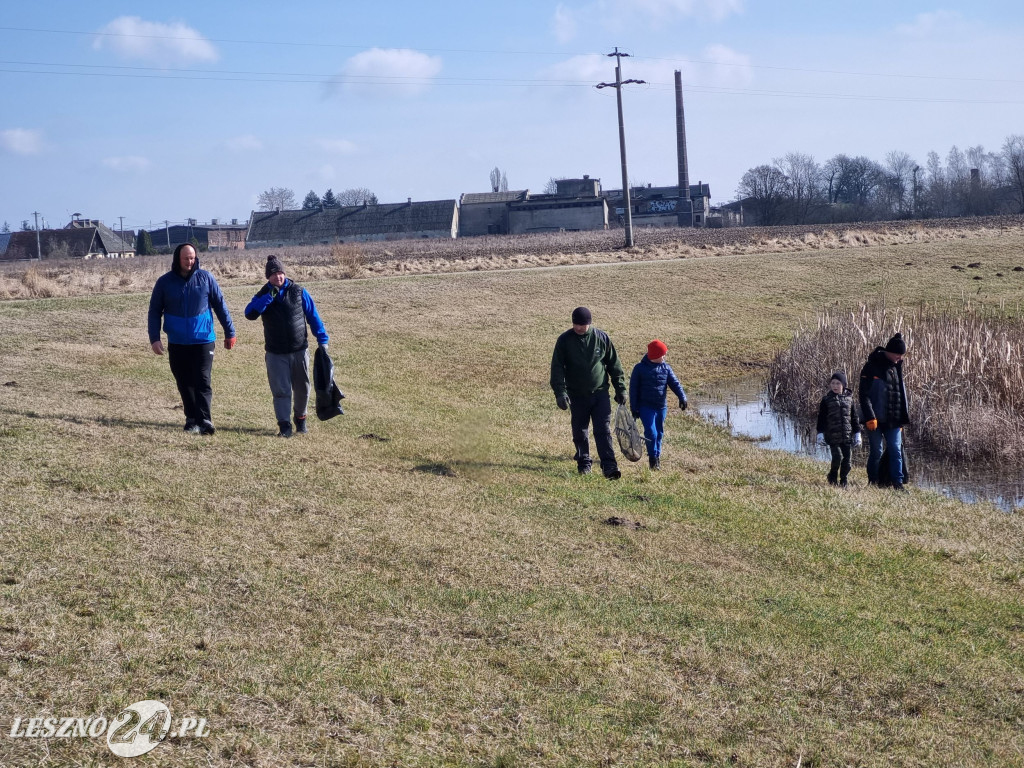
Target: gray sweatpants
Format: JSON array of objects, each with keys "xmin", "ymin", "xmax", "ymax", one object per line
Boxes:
[{"xmin": 265, "ymin": 349, "xmax": 310, "ymax": 424}]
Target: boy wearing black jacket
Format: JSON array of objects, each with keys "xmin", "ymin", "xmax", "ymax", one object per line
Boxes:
[{"xmin": 816, "ymin": 371, "xmax": 862, "ymax": 487}]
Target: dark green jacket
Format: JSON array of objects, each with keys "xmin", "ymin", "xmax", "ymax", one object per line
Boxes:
[{"xmin": 550, "ymin": 327, "xmax": 626, "ymax": 398}]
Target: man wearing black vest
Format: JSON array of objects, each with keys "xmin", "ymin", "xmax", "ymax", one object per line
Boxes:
[
  {"xmin": 550, "ymin": 306, "xmax": 627, "ymax": 479},
  {"xmin": 245, "ymin": 255, "xmax": 330, "ymax": 437}
]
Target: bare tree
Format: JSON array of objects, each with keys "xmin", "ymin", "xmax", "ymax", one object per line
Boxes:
[
  {"xmin": 336, "ymin": 187, "xmax": 378, "ymax": 206},
  {"xmin": 544, "ymin": 177, "xmax": 564, "ymax": 195},
  {"xmin": 489, "ymin": 167, "xmax": 508, "ymax": 193},
  {"xmin": 774, "ymin": 152, "xmax": 821, "ymax": 224},
  {"xmin": 736, "ymin": 164, "xmax": 788, "ymax": 225},
  {"xmin": 1003, "ymin": 135, "xmax": 1024, "ymax": 213},
  {"xmin": 257, "ymin": 187, "xmax": 296, "ymax": 211},
  {"xmin": 883, "ymin": 150, "xmax": 917, "ymax": 217}
]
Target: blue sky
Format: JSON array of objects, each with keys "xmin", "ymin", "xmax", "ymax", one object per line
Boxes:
[{"xmin": 1, "ymin": 1, "xmax": 1022, "ymax": 232}]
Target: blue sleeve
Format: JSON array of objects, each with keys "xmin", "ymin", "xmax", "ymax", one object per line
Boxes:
[
  {"xmin": 245, "ymin": 289, "xmax": 274, "ymax": 320},
  {"xmin": 629, "ymin": 365, "xmax": 640, "ymax": 412},
  {"xmin": 147, "ymin": 278, "xmax": 165, "ymax": 343},
  {"xmin": 302, "ymin": 289, "xmax": 329, "ymax": 345},
  {"xmin": 667, "ymin": 365, "xmax": 686, "ymax": 403},
  {"xmin": 206, "ymin": 274, "xmax": 235, "ymax": 338}
]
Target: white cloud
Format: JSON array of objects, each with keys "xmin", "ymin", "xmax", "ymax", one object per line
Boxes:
[
  {"xmin": 0, "ymin": 128, "xmax": 43, "ymax": 155},
  {"xmin": 553, "ymin": 5, "xmax": 578, "ymax": 43},
  {"xmin": 316, "ymin": 138, "xmax": 357, "ymax": 155},
  {"xmin": 896, "ymin": 10, "xmax": 962, "ymax": 38},
  {"xmin": 336, "ymin": 48, "xmax": 442, "ymax": 96},
  {"xmin": 226, "ymin": 134, "xmax": 264, "ymax": 153},
  {"xmin": 545, "ymin": 54, "xmax": 608, "ymax": 84},
  {"xmin": 619, "ymin": 0, "xmax": 743, "ymax": 22},
  {"xmin": 103, "ymin": 156, "xmax": 151, "ymax": 173},
  {"xmin": 93, "ymin": 16, "xmax": 218, "ymax": 66},
  {"xmin": 700, "ymin": 44, "xmax": 753, "ymax": 87}
]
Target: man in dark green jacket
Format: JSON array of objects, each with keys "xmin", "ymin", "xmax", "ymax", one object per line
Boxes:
[{"xmin": 550, "ymin": 307, "xmax": 626, "ymax": 479}]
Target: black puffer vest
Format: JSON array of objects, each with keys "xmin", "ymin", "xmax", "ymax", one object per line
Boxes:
[{"xmin": 261, "ymin": 281, "xmax": 307, "ymax": 354}]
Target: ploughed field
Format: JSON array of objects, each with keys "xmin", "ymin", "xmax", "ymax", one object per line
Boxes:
[{"xmin": 1, "ymin": 229, "xmax": 1023, "ymax": 767}]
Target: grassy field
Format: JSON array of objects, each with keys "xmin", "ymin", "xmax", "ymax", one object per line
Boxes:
[{"xmin": 1, "ymin": 232, "xmax": 1023, "ymax": 767}]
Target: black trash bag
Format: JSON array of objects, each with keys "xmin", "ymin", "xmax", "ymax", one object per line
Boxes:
[{"xmin": 313, "ymin": 345, "xmax": 346, "ymax": 421}]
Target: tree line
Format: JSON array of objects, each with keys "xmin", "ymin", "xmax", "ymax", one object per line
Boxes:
[
  {"xmin": 256, "ymin": 187, "xmax": 379, "ymax": 212},
  {"xmin": 735, "ymin": 135, "xmax": 1024, "ymax": 225}
]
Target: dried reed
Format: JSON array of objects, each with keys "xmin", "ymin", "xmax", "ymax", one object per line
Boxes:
[{"xmin": 768, "ymin": 301, "xmax": 1024, "ymax": 465}]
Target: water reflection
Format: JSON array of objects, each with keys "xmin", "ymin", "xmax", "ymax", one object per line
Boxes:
[{"xmin": 692, "ymin": 378, "xmax": 1024, "ymax": 511}]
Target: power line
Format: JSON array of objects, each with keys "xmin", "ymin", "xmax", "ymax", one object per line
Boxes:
[
  {"xmin": 1, "ymin": 64, "xmax": 1020, "ymax": 105},
  {"xmin": 2, "ymin": 23, "xmax": 1021, "ymax": 86}
]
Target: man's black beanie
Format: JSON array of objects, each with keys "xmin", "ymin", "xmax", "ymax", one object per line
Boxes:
[
  {"xmin": 885, "ymin": 333, "xmax": 907, "ymax": 355},
  {"xmin": 571, "ymin": 306, "xmax": 592, "ymax": 325},
  {"xmin": 266, "ymin": 254, "xmax": 285, "ymax": 278}
]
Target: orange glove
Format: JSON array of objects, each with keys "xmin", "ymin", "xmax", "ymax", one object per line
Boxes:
[
  {"xmin": 865, "ymin": 419, "xmax": 877, "ymax": 431},
  {"xmin": 224, "ymin": 337, "xmax": 237, "ymax": 350}
]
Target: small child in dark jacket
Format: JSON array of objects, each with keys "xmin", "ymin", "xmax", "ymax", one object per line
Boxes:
[
  {"xmin": 816, "ymin": 371, "xmax": 862, "ymax": 487},
  {"xmin": 629, "ymin": 340, "xmax": 688, "ymax": 471}
]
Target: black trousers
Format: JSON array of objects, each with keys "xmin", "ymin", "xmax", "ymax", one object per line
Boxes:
[
  {"xmin": 168, "ymin": 342, "xmax": 215, "ymax": 424},
  {"xmin": 828, "ymin": 443, "xmax": 852, "ymax": 483},
  {"xmin": 569, "ymin": 390, "xmax": 618, "ymax": 474}
]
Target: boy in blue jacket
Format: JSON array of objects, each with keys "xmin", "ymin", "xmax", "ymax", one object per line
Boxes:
[
  {"xmin": 629, "ymin": 340, "xmax": 688, "ymax": 470},
  {"xmin": 148, "ymin": 243, "xmax": 236, "ymax": 435}
]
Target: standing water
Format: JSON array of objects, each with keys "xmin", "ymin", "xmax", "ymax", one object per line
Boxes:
[{"xmin": 692, "ymin": 378, "xmax": 1024, "ymax": 511}]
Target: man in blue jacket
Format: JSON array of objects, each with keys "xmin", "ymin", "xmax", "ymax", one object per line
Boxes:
[
  {"xmin": 245, "ymin": 255, "xmax": 329, "ymax": 438},
  {"xmin": 148, "ymin": 243, "xmax": 236, "ymax": 435}
]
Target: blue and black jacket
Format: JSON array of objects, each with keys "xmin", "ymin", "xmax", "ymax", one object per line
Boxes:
[
  {"xmin": 244, "ymin": 278, "xmax": 328, "ymax": 353},
  {"xmin": 147, "ymin": 249, "xmax": 235, "ymax": 345},
  {"xmin": 629, "ymin": 355, "xmax": 687, "ymax": 412}
]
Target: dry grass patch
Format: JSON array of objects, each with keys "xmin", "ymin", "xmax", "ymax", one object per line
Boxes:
[{"xmin": 1, "ymin": 240, "xmax": 1023, "ymax": 766}]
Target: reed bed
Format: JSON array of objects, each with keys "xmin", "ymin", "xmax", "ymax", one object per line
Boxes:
[{"xmin": 768, "ymin": 302, "xmax": 1024, "ymax": 465}]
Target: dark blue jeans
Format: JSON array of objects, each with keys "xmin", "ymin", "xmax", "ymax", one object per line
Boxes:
[
  {"xmin": 867, "ymin": 426, "xmax": 903, "ymax": 485},
  {"xmin": 569, "ymin": 391, "xmax": 618, "ymax": 474}
]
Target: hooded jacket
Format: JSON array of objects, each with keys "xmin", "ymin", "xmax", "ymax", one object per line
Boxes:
[
  {"xmin": 816, "ymin": 388, "xmax": 860, "ymax": 445},
  {"xmin": 858, "ymin": 347, "xmax": 910, "ymax": 427},
  {"xmin": 629, "ymin": 355, "xmax": 687, "ymax": 412},
  {"xmin": 147, "ymin": 246, "xmax": 235, "ymax": 345}
]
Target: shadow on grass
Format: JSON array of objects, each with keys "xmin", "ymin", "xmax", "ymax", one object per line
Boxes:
[
  {"xmin": 1, "ymin": 408, "xmax": 268, "ymax": 435},
  {"xmin": 411, "ymin": 458, "xmax": 553, "ymax": 476}
]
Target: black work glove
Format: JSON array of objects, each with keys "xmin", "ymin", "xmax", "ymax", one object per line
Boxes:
[
  {"xmin": 679, "ymin": 397, "xmax": 688, "ymax": 411},
  {"xmin": 556, "ymin": 394, "xmax": 570, "ymax": 411},
  {"xmin": 614, "ymin": 391, "xmax": 626, "ymax": 405}
]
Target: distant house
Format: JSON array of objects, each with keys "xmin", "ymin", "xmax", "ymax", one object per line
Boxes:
[
  {"xmin": 0, "ymin": 221, "xmax": 134, "ymax": 261},
  {"xmin": 458, "ymin": 191, "xmax": 529, "ymax": 237},
  {"xmin": 455, "ymin": 176, "xmax": 608, "ymax": 236},
  {"xmin": 507, "ymin": 197, "xmax": 608, "ymax": 235},
  {"xmin": 144, "ymin": 219, "xmax": 247, "ymax": 251},
  {"xmin": 245, "ymin": 200, "xmax": 459, "ymax": 247},
  {"xmin": 604, "ymin": 182, "xmax": 712, "ymax": 228},
  {"xmin": 208, "ymin": 227, "xmax": 247, "ymax": 251}
]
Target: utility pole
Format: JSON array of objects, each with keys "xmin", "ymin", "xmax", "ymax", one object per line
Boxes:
[
  {"xmin": 31, "ymin": 211, "xmax": 41, "ymax": 260},
  {"xmin": 165, "ymin": 220, "xmax": 170, "ymax": 250},
  {"xmin": 119, "ymin": 216, "xmax": 126, "ymax": 254},
  {"xmin": 597, "ymin": 48, "xmax": 645, "ymax": 248}
]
